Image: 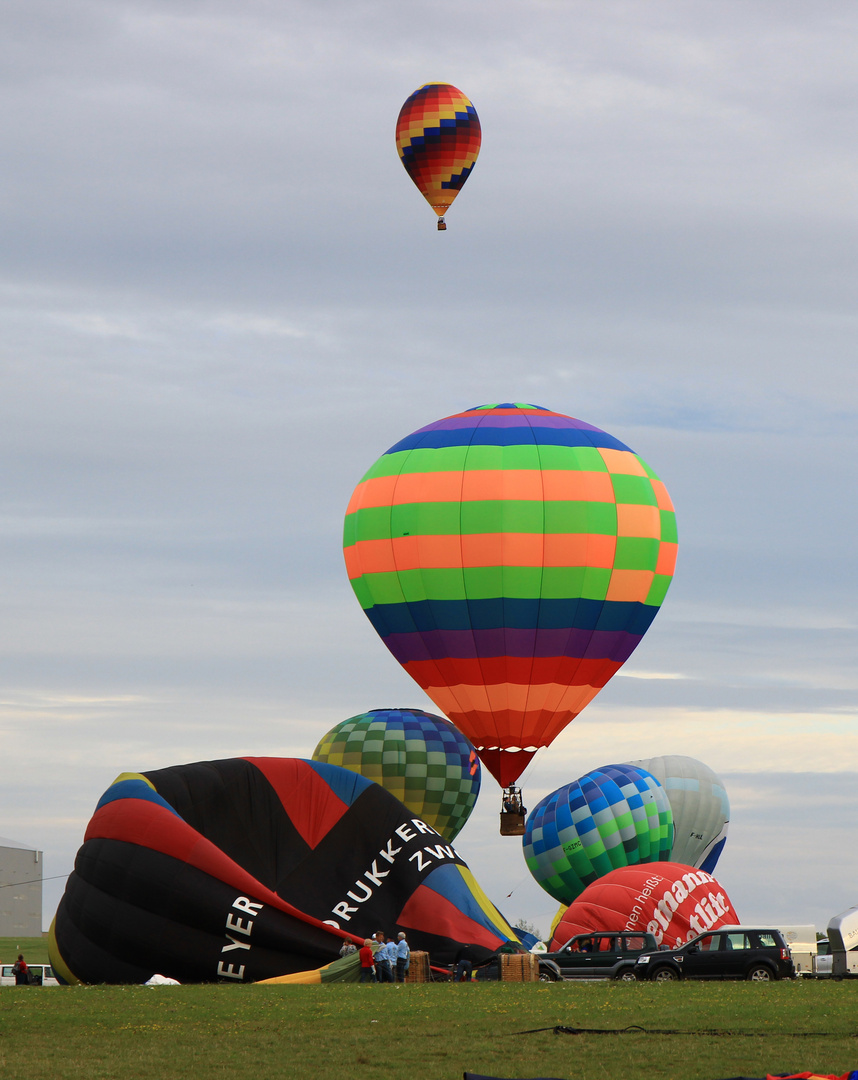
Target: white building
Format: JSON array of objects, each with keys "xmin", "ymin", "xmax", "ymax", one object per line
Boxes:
[{"xmin": 0, "ymin": 836, "xmax": 43, "ymax": 936}]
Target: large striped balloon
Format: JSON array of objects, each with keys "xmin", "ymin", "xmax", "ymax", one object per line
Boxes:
[
  {"xmin": 395, "ymin": 83, "xmax": 481, "ymax": 227},
  {"xmin": 343, "ymin": 403, "xmax": 678, "ymax": 788}
]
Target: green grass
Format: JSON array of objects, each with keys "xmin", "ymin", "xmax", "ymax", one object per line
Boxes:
[
  {"xmin": 0, "ymin": 935, "xmax": 50, "ymax": 964},
  {"xmin": 1, "ymin": 979, "xmax": 856, "ymax": 1080}
]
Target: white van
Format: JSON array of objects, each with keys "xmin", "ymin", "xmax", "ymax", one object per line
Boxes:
[{"xmin": 1, "ymin": 964, "xmax": 60, "ymax": 986}]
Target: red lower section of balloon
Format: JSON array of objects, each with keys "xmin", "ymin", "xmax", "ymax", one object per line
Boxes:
[
  {"xmin": 403, "ymin": 654, "xmax": 621, "ymax": 689},
  {"xmin": 549, "ymin": 863, "xmax": 738, "ymax": 951},
  {"xmin": 473, "ymin": 748, "xmax": 538, "ymax": 789}
]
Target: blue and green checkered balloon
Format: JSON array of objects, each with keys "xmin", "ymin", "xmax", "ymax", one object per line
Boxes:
[
  {"xmin": 312, "ymin": 709, "xmax": 480, "ymax": 841},
  {"xmin": 523, "ymin": 764, "xmax": 674, "ymax": 904}
]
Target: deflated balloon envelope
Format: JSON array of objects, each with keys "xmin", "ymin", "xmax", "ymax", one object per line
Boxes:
[
  {"xmin": 549, "ymin": 862, "xmax": 738, "ymax": 951},
  {"xmin": 312, "ymin": 708, "xmax": 480, "ymax": 841},
  {"xmin": 50, "ymin": 758, "xmax": 517, "ymax": 984},
  {"xmin": 523, "ymin": 764, "xmax": 673, "ymax": 905},
  {"xmin": 626, "ymin": 754, "xmax": 729, "ymax": 872}
]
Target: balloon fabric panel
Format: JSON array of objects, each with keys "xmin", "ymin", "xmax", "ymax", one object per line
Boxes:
[
  {"xmin": 312, "ymin": 708, "xmax": 480, "ymax": 840},
  {"xmin": 626, "ymin": 755, "xmax": 730, "ymax": 872},
  {"xmin": 549, "ymin": 863, "xmax": 738, "ymax": 951},
  {"xmin": 51, "ymin": 758, "xmax": 517, "ymax": 983},
  {"xmin": 344, "ymin": 404, "xmax": 678, "ymax": 787},
  {"xmin": 396, "ymin": 83, "xmax": 481, "ymax": 218}
]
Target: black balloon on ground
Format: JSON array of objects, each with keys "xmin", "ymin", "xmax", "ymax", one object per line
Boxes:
[{"xmin": 50, "ymin": 757, "xmax": 518, "ymax": 984}]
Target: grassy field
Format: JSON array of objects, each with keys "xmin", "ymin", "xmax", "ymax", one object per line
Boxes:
[
  {"xmin": 0, "ymin": 935, "xmax": 50, "ymax": 964},
  {"xmin": 1, "ymin": 977, "xmax": 856, "ymax": 1080}
]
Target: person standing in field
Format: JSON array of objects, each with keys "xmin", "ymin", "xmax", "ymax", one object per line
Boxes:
[
  {"xmin": 12, "ymin": 955, "xmax": 29, "ymax": 985},
  {"xmin": 359, "ymin": 939, "xmax": 376, "ymax": 983},
  {"xmin": 395, "ymin": 932, "xmax": 410, "ymax": 983},
  {"xmin": 374, "ymin": 933, "xmax": 393, "ymax": 983}
]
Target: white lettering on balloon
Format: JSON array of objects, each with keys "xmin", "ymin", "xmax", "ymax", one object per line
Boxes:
[
  {"xmin": 324, "ymin": 819, "xmax": 457, "ymax": 929},
  {"xmin": 217, "ymin": 896, "xmax": 264, "ymax": 980}
]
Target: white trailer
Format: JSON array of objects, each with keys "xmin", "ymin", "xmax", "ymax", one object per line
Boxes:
[{"xmin": 824, "ymin": 905, "xmax": 858, "ymax": 978}]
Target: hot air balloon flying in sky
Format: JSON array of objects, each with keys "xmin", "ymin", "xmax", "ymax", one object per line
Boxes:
[
  {"xmin": 50, "ymin": 758, "xmax": 517, "ymax": 984},
  {"xmin": 523, "ymin": 764, "xmax": 674, "ymax": 904},
  {"xmin": 395, "ymin": 83, "xmax": 481, "ymax": 231},
  {"xmin": 343, "ymin": 403, "xmax": 678, "ymax": 801},
  {"xmin": 626, "ymin": 754, "xmax": 730, "ymax": 872},
  {"xmin": 312, "ymin": 708, "xmax": 480, "ymax": 841}
]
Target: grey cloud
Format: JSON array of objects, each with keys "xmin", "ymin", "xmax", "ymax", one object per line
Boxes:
[{"xmin": 0, "ymin": 0, "xmax": 855, "ymax": 934}]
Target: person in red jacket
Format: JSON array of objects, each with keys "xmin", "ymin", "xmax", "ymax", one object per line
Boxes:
[
  {"xmin": 359, "ymin": 939, "xmax": 376, "ymax": 983},
  {"xmin": 13, "ymin": 955, "xmax": 29, "ymax": 985}
]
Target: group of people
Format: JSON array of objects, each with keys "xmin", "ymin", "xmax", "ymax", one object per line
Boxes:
[
  {"xmin": 342, "ymin": 931, "xmax": 410, "ymax": 983},
  {"xmin": 502, "ymin": 788, "xmax": 526, "ymax": 816}
]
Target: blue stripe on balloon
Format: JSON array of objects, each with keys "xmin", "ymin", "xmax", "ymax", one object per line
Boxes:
[
  {"xmin": 421, "ymin": 863, "xmax": 514, "ymax": 943},
  {"xmin": 96, "ymin": 778, "xmax": 182, "ymax": 818},
  {"xmin": 364, "ymin": 597, "xmax": 660, "ymax": 637},
  {"xmin": 386, "ymin": 425, "xmax": 629, "ymax": 453},
  {"xmin": 700, "ymin": 837, "xmax": 727, "ymax": 874},
  {"xmin": 306, "ymin": 760, "xmax": 375, "ymax": 806}
]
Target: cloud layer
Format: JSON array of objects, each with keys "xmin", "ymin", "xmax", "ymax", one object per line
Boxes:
[{"xmin": 1, "ymin": 0, "xmax": 855, "ymax": 939}]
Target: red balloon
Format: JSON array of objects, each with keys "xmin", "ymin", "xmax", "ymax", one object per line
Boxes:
[{"xmin": 549, "ymin": 862, "xmax": 738, "ymax": 951}]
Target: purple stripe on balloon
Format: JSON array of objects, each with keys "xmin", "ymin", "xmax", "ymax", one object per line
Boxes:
[
  {"xmin": 382, "ymin": 627, "xmax": 641, "ymax": 664},
  {"xmin": 417, "ymin": 414, "xmax": 600, "ymax": 434}
]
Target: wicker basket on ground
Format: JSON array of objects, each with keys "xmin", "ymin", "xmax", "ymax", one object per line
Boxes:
[
  {"xmin": 499, "ymin": 952, "xmax": 539, "ymax": 981},
  {"xmin": 405, "ymin": 951, "xmax": 430, "ymax": 983}
]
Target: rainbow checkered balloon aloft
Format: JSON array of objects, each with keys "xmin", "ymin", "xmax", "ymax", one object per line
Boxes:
[
  {"xmin": 395, "ymin": 83, "xmax": 481, "ymax": 227},
  {"xmin": 312, "ymin": 708, "xmax": 480, "ymax": 842},
  {"xmin": 343, "ymin": 403, "xmax": 678, "ymax": 789}
]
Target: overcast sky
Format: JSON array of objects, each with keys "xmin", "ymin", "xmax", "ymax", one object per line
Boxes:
[{"xmin": 1, "ymin": 0, "xmax": 856, "ymax": 941}]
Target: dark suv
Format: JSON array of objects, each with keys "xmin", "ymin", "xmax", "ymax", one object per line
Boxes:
[
  {"xmin": 544, "ymin": 932, "xmax": 660, "ymax": 981},
  {"xmin": 635, "ymin": 926, "xmax": 795, "ymax": 982}
]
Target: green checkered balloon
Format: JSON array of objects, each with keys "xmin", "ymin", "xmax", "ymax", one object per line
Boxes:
[
  {"xmin": 312, "ymin": 709, "xmax": 481, "ymax": 841},
  {"xmin": 524, "ymin": 764, "xmax": 674, "ymax": 904}
]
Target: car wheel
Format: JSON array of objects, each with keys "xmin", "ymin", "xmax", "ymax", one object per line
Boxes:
[
  {"xmin": 746, "ymin": 965, "xmax": 775, "ymax": 982},
  {"xmin": 613, "ymin": 969, "xmax": 638, "ymax": 982},
  {"xmin": 538, "ymin": 969, "xmax": 557, "ymax": 982},
  {"xmin": 650, "ymin": 966, "xmax": 679, "ymax": 982}
]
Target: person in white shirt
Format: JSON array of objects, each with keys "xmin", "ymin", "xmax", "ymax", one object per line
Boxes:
[{"xmin": 395, "ymin": 932, "xmax": 410, "ymax": 983}]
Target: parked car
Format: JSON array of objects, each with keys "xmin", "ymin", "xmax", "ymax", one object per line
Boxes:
[
  {"xmin": 543, "ymin": 932, "xmax": 660, "ymax": 981},
  {"xmin": 634, "ymin": 927, "xmax": 795, "ymax": 982},
  {"xmin": 0, "ymin": 964, "xmax": 60, "ymax": 987}
]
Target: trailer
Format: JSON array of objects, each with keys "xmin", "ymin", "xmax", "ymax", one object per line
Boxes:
[{"xmin": 824, "ymin": 904, "xmax": 858, "ymax": 979}]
